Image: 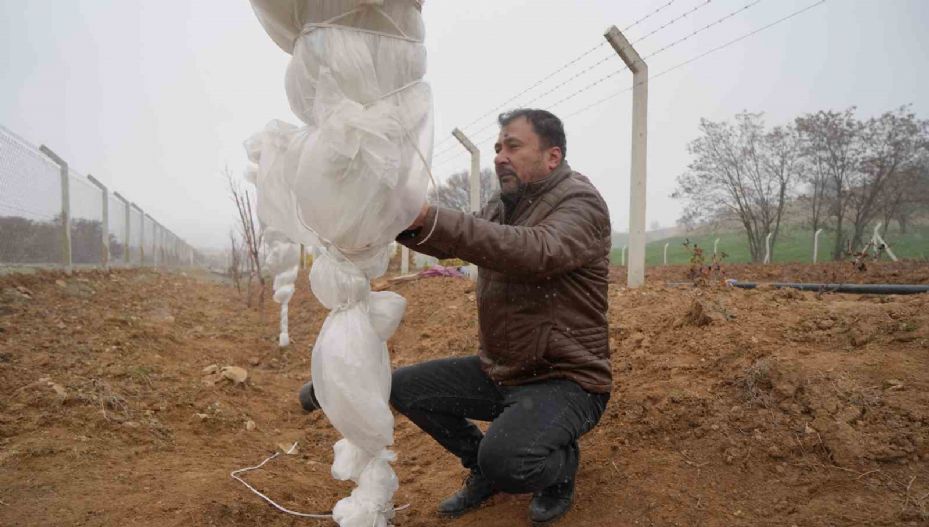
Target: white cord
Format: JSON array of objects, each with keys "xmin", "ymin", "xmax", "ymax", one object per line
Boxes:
[
  {"xmin": 415, "ymin": 207, "xmax": 439, "ymax": 247},
  {"xmin": 230, "ymin": 442, "xmax": 411, "ymax": 520}
]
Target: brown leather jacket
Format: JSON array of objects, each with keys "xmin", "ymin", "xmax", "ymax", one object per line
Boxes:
[{"xmin": 399, "ymin": 162, "xmax": 612, "ymax": 394}]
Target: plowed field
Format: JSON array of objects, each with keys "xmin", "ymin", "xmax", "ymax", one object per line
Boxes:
[{"xmin": 1, "ymin": 262, "xmax": 927, "ymax": 526}]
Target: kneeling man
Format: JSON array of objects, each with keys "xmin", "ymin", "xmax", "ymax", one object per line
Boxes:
[{"xmin": 303, "ymin": 108, "xmax": 612, "ymax": 525}]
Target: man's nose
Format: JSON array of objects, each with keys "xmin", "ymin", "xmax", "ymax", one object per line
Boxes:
[{"xmin": 494, "ymin": 150, "xmax": 508, "ymax": 167}]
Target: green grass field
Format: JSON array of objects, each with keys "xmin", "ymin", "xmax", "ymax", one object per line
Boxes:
[{"xmin": 610, "ymin": 224, "xmax": 929, "ymax": 266}]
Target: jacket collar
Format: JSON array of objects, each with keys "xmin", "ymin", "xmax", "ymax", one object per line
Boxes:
[
  {"xmin": 524, "ymin": 161, "xmax": 572, "ymax": 198},
  {"xmin": 501, "ymin": 161, "xmax": 573, "ymax": 223}
]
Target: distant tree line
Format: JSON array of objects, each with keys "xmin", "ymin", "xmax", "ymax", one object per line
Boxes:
[
  {"xmin": 674, "ymin": 106, "xmax": 929, "ymax": 261},
  {"xmin": 0, "ymin": 215, "xmax": 124, "ymax": 264}
]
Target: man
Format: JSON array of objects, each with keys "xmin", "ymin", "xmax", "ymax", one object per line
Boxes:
[{"xmin": 301, "ymin": 108, "xmax": 612, "ymax": 525}]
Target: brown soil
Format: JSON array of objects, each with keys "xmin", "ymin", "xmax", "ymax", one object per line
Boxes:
[
  {"xmin": 1, "ymin": 263, "xmax": 928, "ymax": 526},
  {"xmin": 617, "ymin": 260, "xmax": 929, "ymax": 285}
]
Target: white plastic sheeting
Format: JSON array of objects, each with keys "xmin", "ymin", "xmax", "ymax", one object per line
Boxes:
[
  {"xmin": 246, "ymin": 1, "xmax": 433, "ymax": 525},
  {"xmin": 265, "ymin": 237, "xmax": 301, "ymax": 347}
]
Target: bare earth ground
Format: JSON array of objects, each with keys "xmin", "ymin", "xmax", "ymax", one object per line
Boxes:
[{"xmin": 1, "ymin": 262, "xmax": 928, "ymax": 526}]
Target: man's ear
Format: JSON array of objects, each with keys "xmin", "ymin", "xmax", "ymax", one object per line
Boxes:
[{"xmin": 546, "ymin": 147, "xmax": 563, "ymax": 170}]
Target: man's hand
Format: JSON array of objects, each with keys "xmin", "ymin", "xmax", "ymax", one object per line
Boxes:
[{"xmin": 407, "ymin": 202, "xmax": 430, "ymax": 231}]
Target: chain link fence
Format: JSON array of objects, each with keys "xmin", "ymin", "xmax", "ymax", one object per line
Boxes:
[{"xmin": 1, "ymin": 124, "xmax": 199, "ymax": 270}]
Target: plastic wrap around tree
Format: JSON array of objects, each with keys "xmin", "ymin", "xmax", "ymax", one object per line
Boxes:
[{"xmin": 246, "ymin": 1, "xmax": 433, "ymax": 525}]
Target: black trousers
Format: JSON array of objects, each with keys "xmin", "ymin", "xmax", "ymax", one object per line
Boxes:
[{"xmin": 390, "ymin": 356, "xmax": 609, "ymax": 494}]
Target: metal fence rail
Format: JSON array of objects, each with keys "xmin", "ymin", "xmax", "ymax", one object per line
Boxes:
[{"xmin": 0, "ymin": 124, "xmax": 199, "ymax": 270}]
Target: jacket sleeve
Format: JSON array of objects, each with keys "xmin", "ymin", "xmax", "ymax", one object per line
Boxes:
[{"xmin": 400, "ymin": 190, "xmax": 611, "ymax": 279}]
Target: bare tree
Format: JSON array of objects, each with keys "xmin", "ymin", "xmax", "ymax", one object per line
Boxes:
[
  {"xmin": 227, "ymin": 169, "xmax": 265, "ymax": 307},
  {"xmin": 797, "ymin": 106, "xmax": 929, "ymax": 257},
  {"xmin": 797, "ymin": 153, "xmax": 830, "ymax": 235},
  {"xmin": 673, "ymin": 112, "xmax": 799, "ymax": 262},
  {"xmin": 228, "ymin": 229, "xmax": 243, "ymax": 293},
  {"xmin": 795, "ymin": 109, "xmax": 862, "ymax": 260},
  {"xmin": 429, "ymin": 168, "xmax": 499, "ymax": 212},
  {"xmin": 847, "ymin": 107, "xmax": 927, "ymax": 249}
]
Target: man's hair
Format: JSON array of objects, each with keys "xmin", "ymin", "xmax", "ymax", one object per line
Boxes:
[{"xmin": 498, "ymin": 108, "xmax": 567, "ymax": 159}]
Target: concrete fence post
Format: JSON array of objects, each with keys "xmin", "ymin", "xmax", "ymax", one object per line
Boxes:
[
  {"xmin": 452, "ymin": 127, "xmax": 480, "ymax": 281},
  {"xmin": 663, "ymin": 242, "xmax": 669, "ymax": 266},
  {"xmin": 605, "ymin": 26, "xmax": 648, "ymax": 288},
  {"xmin": 86, "ymin": 175, "xmax": 109, "ymax": 269},
  {"xmin": 39, "ymin": 145, "xmax": 71, "ymax": 272},
  {"xmin": 812, "ymin": 228, "xmax": 823, "ymax": 263},
  {"xmin": 713, "ymin": 238, "xmax": 720, "ymax": 257},
  {"xmin": 763, "ymin": 232, "xmax": 774, "ymax": 264}
]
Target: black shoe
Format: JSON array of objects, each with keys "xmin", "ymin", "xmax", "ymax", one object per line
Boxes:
[
  {"xmin": 437, "ymin": 469, "xmax": 497, "ymax": 517},
  {"xmin": 528, "ymin": 474, "xmax": 575, "ymax": 525},
  {"xmin": 298, "ymin": 381, "xmax": 321, "ymax": 413}
]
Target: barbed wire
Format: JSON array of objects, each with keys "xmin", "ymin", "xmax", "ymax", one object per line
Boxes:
[
  {"xmin": 431, "ymin": 41, "xmax": 608, "ymax": 156},
  {"xmin": 562, "ymin": 0, "xmax": 827, "ymax": 119},
  {"xmin": 434, "ymin": 0, "xmax": 765, "ymax": 165},
  {"xmin": 433, "ymin": 0, "xmax": 826, "ymax": 175},
  {"xmin": 433, "ymin": 0, "xmax": 687, "ymax": 154},
  {"xmin": 624, "ymin": 0, "xmax": 683, "ymax": 30},
  {"xmin": 642, "ymin": 0, "xmax": 764, "ymax": 59},
  {"xmin": 631, "ymin": 0, "xmax": 713, "ymax": 44},
  {"xmin": 541, "ymin": 0, "xmax": 767, "ymax": 114}
]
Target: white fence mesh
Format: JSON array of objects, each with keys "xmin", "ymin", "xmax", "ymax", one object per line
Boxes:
[
  {"xmin": 0, "ymin": 126, "xmax": 63, "ymax": 264},
  {"xmin": 142, "ymin": 215, "xmax": 154, "ymax": 266},
  {"xmin": 129, "ymin": 207, "xmax": 143, "ymax": 265},
  {"xmin": 108, "ymin": 195, "xmax": 128, "ymax": 264},
  {"xmin": 69, "ymin": 169, "xmax": 104, "ymax": 266},
  {"xmin": 0, "ymin": 124, "xmax": 197, "ymax": 269}
]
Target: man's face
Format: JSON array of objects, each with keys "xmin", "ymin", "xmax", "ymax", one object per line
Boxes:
[{"xmin": 493, "ymin": 117, "xmax": 562, "ymax": 198}]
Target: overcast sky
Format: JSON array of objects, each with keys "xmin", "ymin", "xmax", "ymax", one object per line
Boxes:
[{"xmin": 2, "ymin": 0, "xmax": 928, "ymax": 250}]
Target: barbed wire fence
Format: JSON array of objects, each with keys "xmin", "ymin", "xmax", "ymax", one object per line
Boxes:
[
  {"xmin": 431, "ymin": 0, "xmax": 825, "ymax": 174},
  {"xmin": 0, "ymin": 124, "xmax": 201, "ymax": 272}
]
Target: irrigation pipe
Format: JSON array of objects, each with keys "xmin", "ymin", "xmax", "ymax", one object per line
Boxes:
[
  {"xmin": 230, "ymin": 442, "xmax": 411, "ymax": 520},
  {"xmin": 667, "ymin": 281, "xmax": 929, "ymax": 295}
]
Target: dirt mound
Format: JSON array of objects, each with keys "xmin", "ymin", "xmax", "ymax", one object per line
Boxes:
[{"xmin": 1, "ymin": 265, "xmax": 928, "ymax": 526}]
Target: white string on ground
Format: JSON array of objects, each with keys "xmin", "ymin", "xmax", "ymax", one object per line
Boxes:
[{"xmin": 230, "ymin": 442, "xmax": 412, "ymax": 520}]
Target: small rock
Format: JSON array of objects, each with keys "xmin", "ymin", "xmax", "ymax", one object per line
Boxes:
[
  {"xmin": 221, "ymin": 366, "xmax": 248, "ymax": 384},
  {"xmin": 55, "ymin": 279, "xmax": 67, "ymax": 288},
  {"xmin": 122, "ymin": 421, "xmax": 140, "ymax": 429},
  {"xmin": 245, "ymin": 419, "xmax": 257, "ymax": 431},
  {"xmin": 767, "ymin": 445, "xmax": 785, "ymax": 460},
  {"xmin": 883, "ymin": 379, "xmax": 904, "ymax": 391},
  {"xmin": 248, "ymin": 357, "xmax": 261, "ymax": 366},
  {"xmin": 202, "ymin": 364, "xmax": 219, "ymax": 375},
  {"xmin": 278, "ymin": 442, "xmax": 298, "ymax": 455},
  {"xmin": 49, "ymin": 382, "xmax": 68, "ymax": 398},
  {"xmin": 194, "ymin": 413, "xmax": 209, "ymax": 420}
]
